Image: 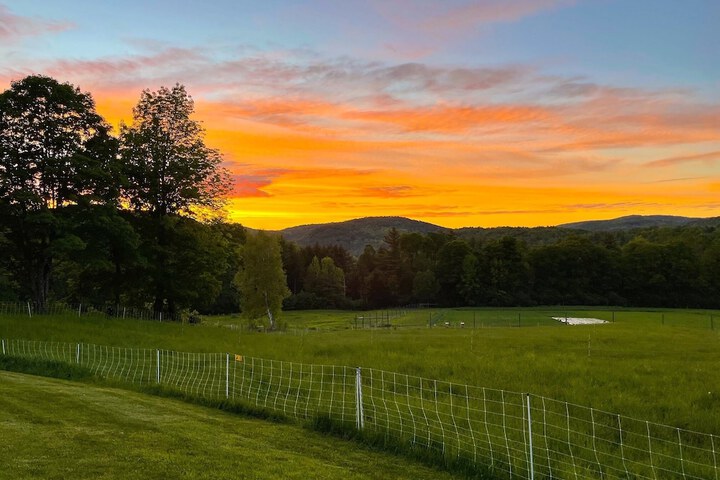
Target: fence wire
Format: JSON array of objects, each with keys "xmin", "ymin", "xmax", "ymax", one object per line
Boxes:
[{"xmin": 1, "ymin": 337, "xmax": 717, "ymax": 480}]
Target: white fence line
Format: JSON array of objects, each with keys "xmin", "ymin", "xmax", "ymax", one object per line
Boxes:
[
  {"xmin": 0, "ymin": 302, "xmax": 178, "ymax": 322},
  {"xmin": 1, "ymin": 337, "xmax": 717, "ymax": 480}
]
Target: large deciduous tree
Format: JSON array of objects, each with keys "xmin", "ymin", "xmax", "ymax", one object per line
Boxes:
[
  {"xmin": 0, "ymin": 75, "xmax": 117, "ymax": 310},
  {"xmin": 119, "ymin": 84, "xmax": 229, "ymax": 216},
  {"xmin": 234, "ymin": 232, "xmax": 290, "ymax": 331},
  {"xmin": 119, "ymin": 84, "xmax": 231, "ymax": 315}
]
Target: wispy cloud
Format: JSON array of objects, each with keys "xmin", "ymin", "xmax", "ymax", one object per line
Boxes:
[
  {"xmin": 564, "ymin": 202, "xmax": 663, "ymax": 211},
  {"xmin": 372, "ymin": 0, "xmax": 576, "ymax": 36},
  {"xmin": 645, "ymin": 150, "xmax": 720, "ymax": 168},
  {"xmin": 418, "ymin": 0, "xmax": 577, "ymax": 30},
  {"xmin": 360, "ymin": 185, "xmax": 419, "ymax": 198},
  {"xmin": 4, "ymin": 40, "xmax": 718, "ymax": 228},
  {"xmin": 0, "ymin": 4, "xmax": 73, "ymax": 42}
]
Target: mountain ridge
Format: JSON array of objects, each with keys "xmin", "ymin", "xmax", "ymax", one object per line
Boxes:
[
  {"xmin": 273, "ymin": 214, "xmax": 720, "ymax": 255},
  {"xmin": 558, "ymin": 214, "xmax": 702, "ymax": 231},
  {"xmin": 276, "ymin": 216, "xmax": 450, "ymax": 255}
]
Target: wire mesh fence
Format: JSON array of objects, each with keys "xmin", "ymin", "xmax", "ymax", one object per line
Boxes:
[
  {"xmin": 0, "ymin": 302, "xmax": 180, "ymax": 321},
  {"xmin": 1, "ymin": 337, "xmax": 717, "ymax": 480}
]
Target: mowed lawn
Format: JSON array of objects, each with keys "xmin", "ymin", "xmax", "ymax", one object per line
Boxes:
[{"xmin": 0, "ymin": 371, "xmax": 456, "ymax": 480}]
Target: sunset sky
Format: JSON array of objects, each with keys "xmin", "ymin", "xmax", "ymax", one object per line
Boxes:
[{"xmin": 1, "ymin": 1, "xmax": 718, "ymax": 229}]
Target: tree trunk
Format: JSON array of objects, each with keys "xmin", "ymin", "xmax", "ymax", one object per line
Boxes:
[
  {"xmin": 153, "ymin": 296, "xmax": 164, "ymax": 320},
  {"xmin": 113, "ymin": 249, "xmax": 122, "ymax": 307},
  {"xmin": 264, "ymin": 290, "xmax": 275, "ymax": 331},
  {"xmin": 153, "ymin": 214, "xmax": 168, "ymax": 320},
  {"xmin": 31, "ymin": 255, "xmax": 51, "ymax": 314},
  {"xmin": 168, "ymin": 298, "xmax": 176, "ymax": 321},
  {"xmin": 25, "ymin": 228, "xmax": 51, "ymax": 314}
]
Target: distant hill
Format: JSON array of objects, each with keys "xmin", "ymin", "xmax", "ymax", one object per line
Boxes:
[
  {"xmin": 271, "ymin": 214, "xmax": 720, "ymax": 256},
  {"xmin": 559, "ymin": 215, "xmax": 701, "ymax": 231},
  {"xmin": 278, "ymin": 216, "xmax": 450, "ymax": 256}
]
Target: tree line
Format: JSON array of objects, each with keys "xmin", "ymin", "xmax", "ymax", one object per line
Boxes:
[
  {"xmin": 0, "ymin": 75, "xmax": 239, "ymax": 318},
  {"xmin": 279, "ymin": 224, "xmax": 720, "ymax": 310},
  {"xmin": 2, "ymin": 76, "xmax": 720, "ymax": 326}
]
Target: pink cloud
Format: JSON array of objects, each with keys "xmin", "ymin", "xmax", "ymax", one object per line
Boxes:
[
  {"xmin": 0, "ymin": 5, "xmax": 73, "ymax": 42},
  {"xmin": 420, "ymin": 0, "xmax": 577, "ymax": 31},
  {"xmin": 229, "ymin": 173, "xmax": 274, "ymax": 198},
  {"xmin": 4, "ymin": 44, "xmax": 717, "ymax": 181},
  {"xmin": 44, "ymin": 47, "xmax": 206, "ymax": 91},
  {"xmin": 371, "ymin": 0, "xmax": 576, "ymax": 40}
]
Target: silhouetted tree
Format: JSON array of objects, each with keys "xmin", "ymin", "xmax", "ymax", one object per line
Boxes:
[
  {"xmin": 0, "ymin": 75, "xmax": 117, "ymax": 310},
  {"xmin": 119, "ymin": 84, "xmax": 231, "ymax": 315}
]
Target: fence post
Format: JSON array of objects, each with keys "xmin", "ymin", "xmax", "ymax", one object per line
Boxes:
[
  {"xmin": 78, "ymin": 304, "xmax": 82, "ymax": 317},
  {"xmin": 27, "ymin": 302, "xmax": 32, "ymax": 318},
  {"xmin": 355, "ymin": 367, "xmax": 364, "ymax": 431},
  {"xmin": 1, "ymin": 339, "xmax": 5, "ymax": 355},
  {"xmin": 226, "ymin": 353, "xmax": 230, "ymax": 399},
  {"xmin": 526, "ymin": 394, "xmax": 535, "ymax": 480},
  {"xmin": 156, "ymin": 349, "xmax": 160, "ymax": 383},
  {"xmin": 76, "ymin": 343, "xmax": 80, "ymax": 364}
]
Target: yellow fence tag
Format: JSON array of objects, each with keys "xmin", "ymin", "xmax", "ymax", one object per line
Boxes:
[{"xmin": 235, "ymin": 354, "xmax": 243, "ymax": 362}]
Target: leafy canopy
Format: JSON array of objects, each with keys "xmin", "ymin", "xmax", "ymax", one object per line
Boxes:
[
  {"xmin": 235, "ymin": 231, "xmax": 290, "ymax": 330},
  {"xmin": 0, "ymin": 75, "xmax": 116, "ymax": 210},
  {"xmin": 119, "ymin": 84, "xmax": 230, "ymax": 217}
]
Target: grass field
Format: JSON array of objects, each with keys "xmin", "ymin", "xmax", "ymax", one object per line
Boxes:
[
  {"xmin": 2, "ymin": 306, "xmax": 719, "ymax": 437},
  {"xmin": 0, "ymin": 370, "xmax": 456, "ymax": 480}
]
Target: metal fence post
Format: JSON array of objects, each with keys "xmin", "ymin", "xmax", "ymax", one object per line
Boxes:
[
  {"xmin": 76, "ymin": 343, "xmax": 80, "ymax": 364},
  {"xmin": 156, "ymin": 349, "xmax": 160, "ymax": 383},
  {"xmin": 1, "ymin": 339, "xmax": 5, "ymax": 355},
  {"xmin": 526, "ymin": 393, "xmax": 535, "ymax": 480},
  {"xmin": 226, "ymin": 353, "xmax": 230, "ymax": 399},
  {"xmin": 356, "ymin": 367, "xmax": 364, "ymax": 430},
  {"xmin": 27, "ymin": 302, "xmax": 32, "ymax": 318}
]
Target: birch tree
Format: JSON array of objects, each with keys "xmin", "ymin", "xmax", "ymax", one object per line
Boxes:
[{"xmin": 234, "ymin": 231, "xmax": 290, "ymax": 330}]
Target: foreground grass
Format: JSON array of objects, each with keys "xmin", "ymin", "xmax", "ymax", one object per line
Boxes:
[
  {"xmin": 2, "ymin": 307, "xmax": 720, "ymax": 434},
  {"xmin": 0, "ymin": 370, "xmax": 458, "ymax": 480}
]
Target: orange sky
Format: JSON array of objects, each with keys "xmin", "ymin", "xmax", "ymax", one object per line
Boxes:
[
  {"xmin": 4, "ymin": 1, "xmax": 719, "ymax": 230},
  {"xmin": 92, "ymin": 89, "xmax": 720, "ymax": 230}
]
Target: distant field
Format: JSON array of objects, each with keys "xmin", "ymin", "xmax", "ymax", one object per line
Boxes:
[
  {"xmin": 0, "ymin": 371, "xmax": 455, "ymax": 480},
  {"xmin": 2, "ymin": 306, "xmax": 719, "ymax": 435},
  {"xmin": 208, "ymin": 307, "xmax": 720, "ymax": 330}
]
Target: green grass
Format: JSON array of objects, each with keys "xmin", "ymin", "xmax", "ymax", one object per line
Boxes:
[
  {"xmin": 0, "ymin": 370, "xmax": 459, "ymax": 480},
  {"xmin": 2, "ymin": 306, "xmax": 720, "ymax": 435}
]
